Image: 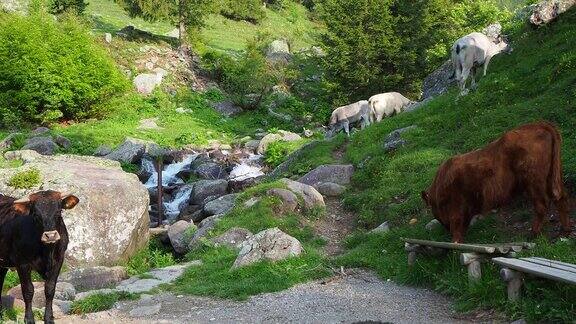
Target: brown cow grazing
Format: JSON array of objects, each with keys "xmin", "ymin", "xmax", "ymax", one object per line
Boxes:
[
  {"xmin": 0, "ymin": 191, "xmax": 79, "ymax": 324},
  {"xmin": 421, "ymin": 122, "xmax": 572, "ymax": 243}
]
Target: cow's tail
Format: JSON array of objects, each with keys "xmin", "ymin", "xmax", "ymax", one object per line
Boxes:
[{"xmin": 548, "ymin": 123, "xmax": 564, "ymax": 200}]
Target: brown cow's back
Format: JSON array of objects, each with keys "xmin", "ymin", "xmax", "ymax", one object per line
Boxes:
[{"xmin": 0, "ymin": 194, "xmax": 18, "ymax": 227}]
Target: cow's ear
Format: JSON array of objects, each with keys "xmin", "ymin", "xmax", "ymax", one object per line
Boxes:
[
  {"xmin": 13, "ymin": 201, "xmax": 31, "ymax": 215},
  {"xmin": 61, "ymin": 195, "xmax": 79, "ymax": 210},
  {"xmin": 421, "ymin": 191, "xmax": 430, "ymax": 206}
]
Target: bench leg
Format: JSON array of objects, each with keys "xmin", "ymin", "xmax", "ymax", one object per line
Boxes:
[
  {"xmin": 460, "ymin": 253, "xmax": 482, "ymax": 282},
  {"xmin": 500, "ymin": 268, "xmax": 523, "ymax": 301},
  {"xmin": 408, "ymin": 251, "xmax": 417, "ymax": 266}
]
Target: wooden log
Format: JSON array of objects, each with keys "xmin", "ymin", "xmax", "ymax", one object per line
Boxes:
[
  {"xmin": 402, "ymin": 238, "xmax": 496, "ymax": 254},
  {"xmin": 156, "ymin": 156, "xmax": 164, "ymax": 226},
  {"xmin": 460, "ymin": 253, "xmax": 481, "ymax": 265},
  {"xmin": 500, "ymin": 268, "xmax": 523, "ymax": 301},
  {"xmin": 405, "ymin": 243, "xmax": 420, "ymax": 252},
  {"xmin": 408, "ymin": 251, "xmax": 417, "ymax": 267}
]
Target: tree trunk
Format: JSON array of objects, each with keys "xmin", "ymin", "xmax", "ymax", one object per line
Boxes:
[{"xmin": 178, "ymin": 0, "xmax": 187, "ymax": 48}]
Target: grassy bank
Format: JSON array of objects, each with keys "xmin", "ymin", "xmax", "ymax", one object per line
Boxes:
[{"xmin": 283, "ymin": 8, "xmax": 576, "ymax": 322}]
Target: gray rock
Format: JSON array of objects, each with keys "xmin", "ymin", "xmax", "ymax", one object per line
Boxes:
[
  {"xmin": 0, "ymin": 133, "xmax": 21, "ymax": 151},
  {"xmin": 94, "ymin": 145, "xmax": 113, "ymax": 157},
  {"xmin": 204, "ymin": 194, "xmax": 237, "ymax": 216},
  {"xmin": 281, "ymin": 178, "xmax": 325, "ymax": 210},
  {"xmin": 31, "ymin": 127, "xmax": 50, "ymax": 136},
  {"xmin": 75, "ymin": 288, "xmax": 117, "ymax": 301},
  {"xmin": 211, "ymin": 101, "xmax": 243, "ymax": 117},
  {"xmin": 54, "ymin": 135, "xmax": 71, "ymax": 149},
  {"xmin": 266, "ymin": 39, "xmax": 292, "ymax": 64},
  {"xmin": 59, "ymin": 266, "xmax": 128, "ymax": 292},
  {"xmin": 211, "ymin": 227, "xmax": 253, "ymax": 249},
  {"xmin": 383, "ymin": 126, "xmax": 417, "ymax": 152},
  {"xmin": 54, "ymin": 299, "xmax": 72, "ymax": 315},
  {"xmin": 188, "ymin": 214, "xmax": 226, "ymax": 250},
  {"xmin": 257, "ymin": 130, "xmax": 302, "ymax": 155},
  {"xmin": 104, "ymin": 32, "xmax": 112, "ymax": 43},
  {"xmin": 167, "ymin": 220, "xmax": 197, "ymax": 254},
  {"xmin": 22, "ymin": 136, "xmax": 58, "ymax": 155},
  {"xmin": 1, "ymin": 0, "xmax": 29, "ymax": 13},
  {"xmin": 244, "ymin": 197, "xmax": 260, "ymax": 208},
  {"xmin": 297, "ymin": 165, "xmax": 354, "ymax": 187},
  {"xmin": 267, "ymin": 188, "xmax": 298, "ymax": 214},
  {"xmin": 268, "ymin": 141, "xmax": 320, "ymax": 180},
  {"xmin": 137, "ymin": 118, "xmax": 163, "ymax": 131},
  {"xmin": 115, "ymin": 261, "xmax": 201, "ymax": 294},
  {"xmin": 195, "ymin": 162, "xmax": 228, "ymax": 180},
  {"xmin": 134, "ymin": 68, "xmax": 167, "ymax": 95},
  {"xmin": 190, "ymin": 179, "xmax": 228, "ymax": 205},
  {"xmin": 530, "ymin": 0, "xmax": 575, "ymax": 25},
  {"xmin": 244, "ymin": 140, "xmax": 261, "ymax": 153},
  {"xmin": 371, "ymin": 222, "xmax": 390, "ymax": 234},
  {"xmin": 105, "ymin": 137, "xmax": 163, "ymax": 163},
  {"xmin": 316, "ymin": 182, "xmax": 346, "ymax": 197},
  {"xmin": 233, "ymin": 228, "xmax": 302, "ymax": 268},
  {"xmin": 129, "ymin": 303, "xmax": 162, "ymax": 317},
  {"xmin": 404, "ymin": 98, "xmax": 432, "ymax": 113},
  {"xmin": 8, "ymin": 282, "xmax": 75, "ymax": 308},
  {"xmin": 482, "ymin": 23, "xmax": 503, "ymax": 40},
  {"xmin": 421, "ymin": 59, "xmax": 456, "ymax": 100},
  {"xmin": 175, "ymin": 107, "xmax": 192, "ymax": 114},
  {"xmin": 425, "ymin": 219, "xmax": 442, "ymax": 232},
  {"xmin": 178, "ymin": 204, "xmax": 202, "ymax": 222}
]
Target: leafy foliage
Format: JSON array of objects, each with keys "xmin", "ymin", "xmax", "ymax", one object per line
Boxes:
[
  {"xmin": 319, "ymin": 0, "xmax": 509, "ymax": 101},
  {"xmin": 0, "ymin": 12, "xmax": 127, "ymax": 126},
  {"xmin": 219, "ymin": 0, "xmax": 266, "ymax": 23},
  {"xmin": 125, "ymin": 239, "xmax": 177, "ymax": 276},
  {"xmin": 7, "ymin": 168, "xmax": 41, "ymax": 189},
  {"xmin": 70, "ymin": 291, "xmax": 138, "ymax": 314},
  {"xmin": 50, "ymin": 0, "xmax": 88, "ymax": 14}
]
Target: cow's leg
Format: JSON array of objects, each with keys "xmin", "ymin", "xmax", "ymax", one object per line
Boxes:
[
  {"xmin": 16, "ymin": 265, "xmax": 35, "ymax": 324},
  {"xmin": 470, "ymin": 66, "xmax": 478, "ymax": 90},
  {"xmin": 450, "ymin": 216, "xmax": 466, "ymax": 243},
  {"xmin": 0, "ymin": 268, "xmax": 7, "ymax": 318},
  {"xmin": 555, "ymin": 193, "xmax": 572, "ymax": 235},
  {"xmin": 342, "ymin": 120, "xmax": 350, "ymax": 137},
  {"xmin": 459, "ymin": 68, "xmax": 471, "ymax": 96},
  {"xmin": 43, "ymin": 260, "xmax": 63, "ymax": 324},
  {"xmin": 483, "ymin": 56, "xmax": 493, "ymax": 76},
  {"xmin": 530, "ymin": 198, "xmax": 549, "ymax": 237}
]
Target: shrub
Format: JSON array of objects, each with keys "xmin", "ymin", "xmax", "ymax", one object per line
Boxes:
[
  {"xmin": 264, "ymin": 140, "xmax": 306, "ymax": 167},
  {"xmin": 49, "ymin": 0, "xmax": 87, "ymax": 15},
  {"xmin": 70, "ymin": 291, "xmax": 138, "ymax": 314},
  {"xmin": 0, "ymin": 12, "xmax": 128, "ymax": 126},
  {"xmin": 8, "ymin": 168, "xmax": 41, "ymax": 189},
  {"xmin": 126, "ymin": 239, "xmax": 177, "ymax": 276},
  {"xmin": 219, "ymin": 0, "xmax": 266, "ymax": 23}
]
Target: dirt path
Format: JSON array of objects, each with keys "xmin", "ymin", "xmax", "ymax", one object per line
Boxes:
[
  {"xmin": 61, "ymin": 269, "xmax": 473, "ymax": 324},
  {"xmin": 315, "ymin": 198, "xmax": 358, "ymax": 256}
]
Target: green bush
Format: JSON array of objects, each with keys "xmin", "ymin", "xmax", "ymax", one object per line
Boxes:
[
  {"xmin": 0, "ymin": 12, "xmax": 128, "ymax": 126},
  {"xmin": 8, "ymin": 168, "xmax": 41, "ymax": 189},
  {"xmin": 126, "ymin": 240, "xmax": 177, "ymax": 276},
  {"xmin": 50, "ymin": 0, "xmax": 87, "ymax": 15},
  {"xmin": 220, "ymin": 0, "xmax": 266, "ymax": 23},
  {"xmin": 264, "ymin": 140, "xmax": 306, "ymax": 167}
]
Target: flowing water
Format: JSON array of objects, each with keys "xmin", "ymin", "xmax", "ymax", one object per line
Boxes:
[
  {"xmin": 230, "ymin": 154, "xmax": 265, "ymax": 181},
  {"xmin": 143, "ymin": 154, "xmax": 198, "ymax": 189}
]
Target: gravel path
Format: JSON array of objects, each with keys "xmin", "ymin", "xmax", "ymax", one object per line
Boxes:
[{"xmin": 61, "ymin": 269, "xmax": 471, "ymax": 324}]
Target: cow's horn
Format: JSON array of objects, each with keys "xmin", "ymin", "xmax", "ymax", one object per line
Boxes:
[{"xmin": 14, "ymin": 196, "xmax": 31, "ymax": 203}]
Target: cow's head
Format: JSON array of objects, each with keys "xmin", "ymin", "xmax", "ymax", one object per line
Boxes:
[
  {"xmin": 421, "ymin": 190, "xmax": 450, "ymax": 230},
  {"xmin": 12, "ymin": 191, "xmax": 79, "ymax": 244}
]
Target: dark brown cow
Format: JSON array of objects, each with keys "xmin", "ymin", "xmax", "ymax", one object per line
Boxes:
[
  {"xmin": 421, "ymin": 122, "xmax": 572, "ymax": 243},
  {"xmin": 0, "ymin": 191, "xmax": 79, "ymax": 324}
]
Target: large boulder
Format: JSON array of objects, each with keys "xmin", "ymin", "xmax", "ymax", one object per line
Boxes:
[
  {"xmin": 1, "ymin": 0, "xmax": 28, "ymax": 13},
  {"xmin": 167, "ymin": 220, "xmax": 197, "ymax": 254},
  {"xmin": 211, "ymin": 227, "xmax": 253, "ymax": 249},
  {"xmin": 0, "ymin": 151, "xmax": 150, "ymax": 267},
  {"xmin": 232, "ymin": 228, "xmax": 302, "ymax": 268},
  {"xmin": 281, "ymin": 178, "xmax": 325, "ymax": 210},
  {"xmin": 211, "ymin": 101, "xmax": 243, "ymax": 117},
  {"xmin": 134, "ymin": 68, "xmax": 167, "ymax": 95},
  {"xmin": 22, "ymin": 136, "xmax": 58, "ymax": 156},
  {"xmin": 266, "ymin": 39, "xmax": 292, "ymax": 64},
  {"xmin": 189, "ymin": 179, "xmax": 228, "ymax": 205},
  {"xmin": 59, "ymin": 266, "xmax": 128, "ymax": 292},
  {"xmin": 297, "ymin": 164, "xmax": 354, "ymax": 187},
  {"xmin": 383, "ymin": 125, "xmax": 417, "ymax": 152},
  {"xmin": 105, "ymin": 137, "xmax": 163, "ymax": 164},
  {"xmin": 421, "ymin": 60, "xmax": 456, "ymax": 100},
  {"xmin": 316, "ymin": 182, "xmax": 346, "ymax": 197},
  {"xmin": 257, "ymin": 130, "xmax": 301, "ymax": 154},
  {"xmin": 267, "ymin": 188, "xmax": 298, "ymax": 214},
  {"xmin": 194, "ymin": 162, "xmax": 229, "ymax": 180},
  {"xmin": 530, "ymin": 0, "xmax": 575, "ymax": 25},
  {"xmin": 9, "ymin": 282, "xmax": 75, "ymax": 308},
  {"xmin": 187, "ymin": 214, "xmax": 225, "ymax": 250},
  {"xmin": 204, "ymin": 194, "xmax": 237, "ymax": 216}
]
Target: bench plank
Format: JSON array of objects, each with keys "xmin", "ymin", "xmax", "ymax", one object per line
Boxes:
[
  {"xmin": 402, "ymin": 238, "xmax": 497, "ymax": 253},
  {"xmin": 530, "ymin": 257, "xmax": 576, "ymax": 271},
  {"xmin": 521, "ymin": 258, "xmax": 576, "ymax": 274},
  {"xmin": 492, "ymin": 257, "xmax": 576, "ymax": 285}
]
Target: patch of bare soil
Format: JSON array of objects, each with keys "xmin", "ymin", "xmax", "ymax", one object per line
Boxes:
[{"xmin": 315, "ymin": 198, "xmax": 358, "ymax": 256}]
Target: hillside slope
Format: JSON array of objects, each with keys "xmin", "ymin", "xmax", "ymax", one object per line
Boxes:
[{"xmin": 285, "ymin": 7, "xmax": 576, "ymax": 322}]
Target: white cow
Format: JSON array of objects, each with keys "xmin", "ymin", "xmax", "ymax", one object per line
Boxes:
[
  {"xmin": 368, "ymin": 92, "xmax": 413, "ymax": 122},
  {"xmin": 327, "ymin": 100, "xmax": 371, "ymax": 137},
  {"xmin": 452, "ymin": 32, "xmax": 510, "ymax": 96}
]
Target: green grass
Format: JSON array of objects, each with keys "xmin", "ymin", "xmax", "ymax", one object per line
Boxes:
[
  {"xmin": 87, "ymin": 0, "xmax": 322, "ymax": 52},
  {"xmin": 7, "ymin": 168, "xmax": 41, "ymax": 189},
  {"xmin": 0, "ymin": 157, "xmax": 23, "ymax": 169},
  {"xmin": 125, "ymin": 239, "xmax": 177, "ymax": 276},
  {"xmin": 291, "ymin": 7, "xmax": 576, "ymax": 322},
  {"xmin": 70, "ymin": 291, "xmax": 139, "ymax": 314}
]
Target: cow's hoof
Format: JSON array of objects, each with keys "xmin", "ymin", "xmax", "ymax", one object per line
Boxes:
[{"xmin": 24, "ymin": 318, "xmax": 35, "ymax": 324}]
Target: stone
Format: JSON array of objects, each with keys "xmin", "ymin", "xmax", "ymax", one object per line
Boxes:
[
  {"xmin": 0, "ymin": 153, "xmax": 149, "ymax": 267},
  {"xmin": 1, "ymin": 0, "xmax": 29, "ymax": 14},
  {"xmin": 371, "ymin": 222, "xmax": 390, "ymax": 234},
  {"xmin": 530, "ymin": 0, "xmax": 575, "ymax": 25},
  {"xmin": 233, "ymin": 228, "xmax": 302, "ymax": 268},
  {"xmin": 303, "ymin": 129, "xmax": 314, "ymax": 138},
  {"xmin": 404, "ymin": 98, "xmax": 432, "ymax": 113},
  {"xmin": 4, "ymin": 149, "xmax": 40, "ymax": 163},
  {"xmin": 175, "ymin": 107, "xmax": 192, "ymax": 114},
  {"xmin": 54, "ymin": 135, "xmax": 71, "ymax": 149},
  {"xmin": 94, "ymin": 145, "xmax": 113, "ymax": 157},
  {"xmin": 266, "ymin": 39, "xmax": 292, "ymax": 64},
  {"xmin": 115, "ymin": 261, "xmax": 201, "ymax": 294},
  {"xmin": 8, "ymin": 282, "xmax": 75, "ymax": 308},
  {"xmin": 267, "ymin": 188, "xmax": 298, "ymax": 214},
  {"xmin": 421, "ymin": 59, "xmax": 456, "ymax": 100},
  {"xmin": 482, "ymin": 23, "xmax": 503, "ymax": 40},
  {"xmin": 244, "ymin": 197, "xmax": 260, "ymax": 208},
  {"xmin": 129, "ymin": 303, "xmax": 162, "ymax": 317},
  {"xmin": 195, "ymin": 162, "xmax": 228, "ymax": 180},
  {"xmin": 409, "ymin": 218, "xmax": 418, "ymax": 225},
  {"xmin": 31, "ymin": 127, "xmax": 50, "ymax": 136},
  {"xmin": 22, "ymin": 136, "xmax": 58, "ymax": 155},
  {"xmin": 178, "ymin": 204, "xmax": 202, "ymax": 222},
  {"xmin": 383, "ymin": 126, "xmax": 417, "ymax": 152},
  {"xmin": 204, "ymin": 194, "xmax": 237, "ymax": 216},
  {"xmin": 54, "ymin": 299, "xmax": 72, "ymax": 315},
  {"xmin": 1, "ymin": 295, "xmax": 25, "ymax": 310},
  {"xmin": 297, "ymin": 165, "xmax": 354, "ymax": 187},
  {"xmin": 166, "ymin": 28, "xmax": 180, "ymax": 38},
  {"xmin": 187, "ymin": 214, "xmax": 225, "ymax": 250},
  {"xmin": 105, "ymin": 137, "xmax": 163, "ymax": 163},
  {"xmin": 0, "ymin": 133, "xmax": 21, "ymax": 151},
  {"xmin": 137, "ymin": 118, "xmax": 163, "ymax": 131},
  {"xmin": 267, "ymin": 141, "xmax": 320, "ymax": 180},
  {"xmin": 211, "ymin": 227, "xmax": 253, "ymax": 249},
  {"xmin": 59, "ymin": 266, "xmax": 128, "ymax": 292},
  {"xmin": 316, "ymin": 182, "xmax": 346, "ymax": 197},
  {"xmin": 426, "ymin": 219, "xmax": 442, "ymax": 232},
  {"xmin": 281, "ymin": 178, "xmax": 325, "ymax": 210},
  {"xmin": 104, "ymin": 32, "xmax": 112, "ymax": 43},
  {"xmin": 257, "ymin": 130, "xmax": 302, "ymax": 154},
  {"xmin": 133, "ymin": 68, "xmax": 168, "ymax": 95},
  {"xmin": 211, "ymin": 101, "xmax": 243, "ymax": 117},
  {"xmin": 244, "ymin": 140, "xmax": 261, "ymax": 153},
  {"xmin": 189, "ymin": 179, "xmax": 228, "ymax": 205},
  {"xmin": 167, "ymin": 220, "xmax": 197, "ymax": 254}
]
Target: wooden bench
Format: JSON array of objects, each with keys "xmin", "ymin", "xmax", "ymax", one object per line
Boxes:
[
  {"xmin": 492, "ymin": 257, "xmax": 576, "ymax": 301},
  {"xmin": 402, "ymin": 238, "xmax": 535, "ymax": 282}
]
